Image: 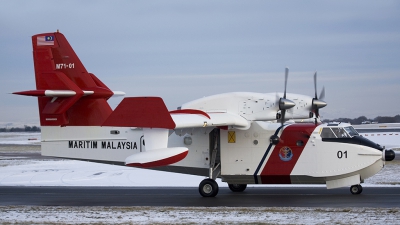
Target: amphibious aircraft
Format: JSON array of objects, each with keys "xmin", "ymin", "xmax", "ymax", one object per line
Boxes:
[{"xmin": 14, "ymin": 31, "xmax": 395, "ymax": 197}]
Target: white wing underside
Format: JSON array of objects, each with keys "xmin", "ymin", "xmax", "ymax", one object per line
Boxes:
[{"xmin": 171, "ymin": 112, "xmax": 250, "ymax": 130}]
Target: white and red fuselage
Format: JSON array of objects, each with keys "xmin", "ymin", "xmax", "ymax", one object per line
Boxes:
[
  {"xmin": 14, "ymin": 32, "xmax": 395, "ymax": 197},
  {"xmin": 40, "ymin": 92, "xmax": 390, "ymax": 190}
]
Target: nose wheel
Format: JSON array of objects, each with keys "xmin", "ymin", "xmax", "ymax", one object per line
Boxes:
[
  {"xmin": 199, "ymin": 179, "xmax": 219, "ymax": 197},
  {"xmin": 350, "ymin": 184, "xmax": 363, "ymax": 195}
]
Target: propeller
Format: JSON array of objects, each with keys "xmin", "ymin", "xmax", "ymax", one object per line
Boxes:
[
  {"xmin": 277, "ymin": 67, "xmax": 296, "ymax": 125},
  {"xmin": 312, "ymin": 71, "xmax": 327, "ymax": 119}
]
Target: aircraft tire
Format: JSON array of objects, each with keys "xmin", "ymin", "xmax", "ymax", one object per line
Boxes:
[
  {"xmin": 199, "ymin": 179, "xmax": 219, "ymax": 197},
  {"xmin": 228, "ymin": 184, "xmax": 247, "ymax": 192},
  {"xmin": 350, "ymin": 184, "xmax": 363, "ymax": 195}
]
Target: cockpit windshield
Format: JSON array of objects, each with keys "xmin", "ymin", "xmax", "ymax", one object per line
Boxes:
[
  {"xmin": 320, "ymin": 126, "xmax": 358, "ymax": 138},
  {"xmin": 343, "ymin": 126, "xmax": 359, "ymax": 137}
]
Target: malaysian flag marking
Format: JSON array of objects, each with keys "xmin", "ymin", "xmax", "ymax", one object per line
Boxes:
[{"xmin": 37, "ymin": 36, "xmax": 54, "ymax": 46}]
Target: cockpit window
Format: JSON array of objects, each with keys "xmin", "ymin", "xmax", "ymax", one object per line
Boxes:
[
  {"xmin": 321, "ymin": 128, "xmax": 336, "ymax": 138},
  {"xmin": 333, "ymin": 128, "xmax": 350, "ymax": 138},
  {"xmin": 321, "ymin": 127, "xmax": 337, "ymax": 138},
  {"xmin": 344, "ymin": 126, "xmax": 359, "ymax": 137},
  {"xmin": 320, "ymin": 127, "xmax": 353, "ymax": 138}
]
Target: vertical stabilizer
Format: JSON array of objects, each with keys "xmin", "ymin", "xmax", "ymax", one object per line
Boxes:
[{"xmin": 15, "ymin": 32, "xmax": 117, "ymax": 126}]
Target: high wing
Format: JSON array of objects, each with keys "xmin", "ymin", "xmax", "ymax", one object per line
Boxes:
[{"xmin": 170, "ymin": 109, "xmax": 249, "ymax": 130}]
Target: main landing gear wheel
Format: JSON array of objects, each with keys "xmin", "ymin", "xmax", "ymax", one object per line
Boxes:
[
  {"xmin": 199, "ymin": 179, "xmax": 219, "ymax": 197},
  {"xmin": 228, "ymin": 184, "xmax": 247, "ymax": 192},
  {"xmin": 350, "ymin": 184, "xmax": 363, "ymax": 195}
]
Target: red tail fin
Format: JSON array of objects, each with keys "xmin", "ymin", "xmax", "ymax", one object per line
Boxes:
[{"xmin": 14, "ymin": 32, "xmax": 119, "ymax": 126}]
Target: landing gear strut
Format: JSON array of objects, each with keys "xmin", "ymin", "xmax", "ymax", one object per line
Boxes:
[
  {"xmin": 228, "ymin": 184, "xmax": 247, "ymax": 192},
  {"xmin": 199, "ymin": 129, "xmax": 221, "ymax": 197},
  {"xmin": 350, "ymin": 184, "xmax": 363, "ymax": 195},
  {"xmin": 199, "ymin": 179, "xmax": 219, "ymax": 197}
]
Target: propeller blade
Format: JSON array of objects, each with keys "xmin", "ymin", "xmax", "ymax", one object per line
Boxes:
[
  {"xmin": 313, "ymin": 71, "xmax": 318, "ymax": 99},
  {"xmin": 284, "ymin": 67, "xmax": 288, "ymax": 99},
  {"xmin": 319, "ymin": 86, "xmax": 325, "ymax": 100},
  {"xmin": 281, "ymin": 109, "xmax": 286, "ymax": 126},
  {"xmin": 311, "ymin": 71, "xmax": 327, "ymax": 122},
  {"xmin": 278, "ymin": 67, "xmax": 295, "ymax": 126},
  {"xmin": 275, "ymin": 92, "xmax": 280, "ymax": 105}
]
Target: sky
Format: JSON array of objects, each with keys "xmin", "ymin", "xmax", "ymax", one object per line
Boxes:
[{"xmin": 0, "ymin": 1, "xmax": 399, "ymax": 126}]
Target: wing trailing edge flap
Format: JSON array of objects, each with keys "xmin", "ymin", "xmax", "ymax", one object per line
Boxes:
[{"xmin": 171, "ymin": 111, "xmax": 250, "ymax": 130}]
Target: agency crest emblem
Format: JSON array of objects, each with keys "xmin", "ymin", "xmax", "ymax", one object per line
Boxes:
[{"xmin": 279, "ymin": 146, "xmax": 293, "ymax": 161}]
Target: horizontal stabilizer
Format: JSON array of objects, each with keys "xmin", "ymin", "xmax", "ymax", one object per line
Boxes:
[
  {"xmin": 13, "ymin": 90, "xmax": 125, "ymax": 98},
  {"xmin": 13, "ymin": 90, "xmax": 76, "ymax": 97},
  {"xmin": 125, "ymin": 147, "xmax": 188, "ymax": 168}
]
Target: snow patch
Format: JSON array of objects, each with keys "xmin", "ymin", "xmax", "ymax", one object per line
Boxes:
[
  {"xmin": 0, "ymin": 132, "xmax": 41, "ymax": 145},
  {"xmin": 0, "ymin": 206, "xmax": 399, "ymax": 224}
]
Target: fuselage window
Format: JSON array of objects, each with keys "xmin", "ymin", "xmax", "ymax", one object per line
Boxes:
[{"xmin": 296, "ymin": 140, "xmax": 304, "ymax": 146}]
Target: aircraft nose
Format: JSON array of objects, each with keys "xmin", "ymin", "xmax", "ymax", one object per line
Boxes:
[{"xmin": 384, "ymin": 149, "xmax": 395, "ymax": 161}]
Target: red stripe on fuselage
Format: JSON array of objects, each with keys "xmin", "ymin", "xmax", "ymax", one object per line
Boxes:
[
  {"xmin": 259, "ymin": 124, "xmax": 317, "ymax": 184},
  {"xmin": 126, "ymin": 150, "xmax": 188, "ymax": 168}
]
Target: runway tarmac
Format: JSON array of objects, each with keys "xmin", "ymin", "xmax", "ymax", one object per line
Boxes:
[
  {"xmin": 1, "ymin": 145, "xmax": 400, "ymax": 208},
  {"xmin": 1, "ymin": 186, "xmax": 400, "ymax": 207}
]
